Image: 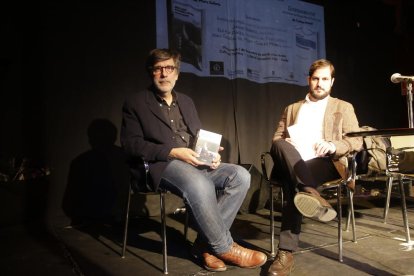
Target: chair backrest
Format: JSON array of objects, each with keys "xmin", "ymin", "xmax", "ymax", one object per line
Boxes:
[
  {"xmin": 387, "ymin": 135, "xmax": 414, "ymax": 174},
  {"xmin": 128, "ymin": 157, "xmax": 153, "ymax": 192},
  {"xmin": 260, "ymin": 152, "xmax": 273, "ymax": 182},
  {"xmin": 360, "ymin": 126, "xmax": 391, "ymax": 175},
  {"xmin": 355, "ymin": 150, "xmax": 370, "ymax": 175}
]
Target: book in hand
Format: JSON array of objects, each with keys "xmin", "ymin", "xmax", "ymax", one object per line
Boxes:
[{"xmin": 193, "ymin": 129, "xmax": 222, "ymax": 165}]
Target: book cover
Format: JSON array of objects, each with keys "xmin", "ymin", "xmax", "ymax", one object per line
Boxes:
[{"xmin": 193, "ymin": 129, "xmax": 222, "ymax": 165}]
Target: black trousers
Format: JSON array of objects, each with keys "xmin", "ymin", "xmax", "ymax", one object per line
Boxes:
[{"xmin": 270, "ymin": 139, "xmax": 340, "ymax": 251}]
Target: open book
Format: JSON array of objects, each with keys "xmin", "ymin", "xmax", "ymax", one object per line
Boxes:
[{"xmin": 193, "ymin": 129, "xmax": 222, "ymax": 165}]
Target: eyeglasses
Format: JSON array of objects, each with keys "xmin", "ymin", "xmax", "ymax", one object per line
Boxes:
[{"xmin": 152, "ymin": 65, "xmax": 176, "ymax": 75}]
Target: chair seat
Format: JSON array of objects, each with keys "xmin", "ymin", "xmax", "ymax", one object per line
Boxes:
[
  {"xmin": 356, "ymin": 174, "xmax": 389, "ymax": 182},
  {"xmin": 321, "ymin": 178, "xmax": 344, "ymax": 188}
]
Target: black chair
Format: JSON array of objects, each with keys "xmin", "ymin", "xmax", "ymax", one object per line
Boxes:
[
  {"xmin": 260, "ymin": 151, "xmax": 357, "ymax": 262},
  {"xmin": 260, "ymin": 152, "xmax": 282, "ymax": 258},
  {"xmin": 121, "ymin": 158, "xmax": 188, "ymax": 274},
  {"xmin": 352, "ymin": 136, "xmax": 412, "ymax": 243},
  {"xmin": 355, "ymin": 144, "xmax": 414, "ymax": 243},
  {"xmin": 385, "ymin": 145, "xmax": 413, "ymax": 243}
]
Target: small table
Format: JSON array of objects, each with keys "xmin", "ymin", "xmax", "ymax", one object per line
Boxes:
[{"xmin": 345, "ymin": 127, "xmax": 414, "ymax": 138}]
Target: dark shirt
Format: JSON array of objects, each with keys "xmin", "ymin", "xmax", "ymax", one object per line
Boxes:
[{"xmin": 155, "ymin": 91, "xmax": 192, "ymax": 148}]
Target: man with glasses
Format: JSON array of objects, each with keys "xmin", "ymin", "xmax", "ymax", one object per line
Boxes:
[{"xmin": 121, "ymin": 48, "xmax": 267, "ymax": 272}]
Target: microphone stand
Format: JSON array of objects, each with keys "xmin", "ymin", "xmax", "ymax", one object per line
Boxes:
[{"xmin": 405, "ymin": 81, "xmax": 413, "ymax": 128}]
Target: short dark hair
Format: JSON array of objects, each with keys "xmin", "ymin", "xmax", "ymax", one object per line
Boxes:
[
  {"xmin": 308, "ymin": 59, "xmax": 335, "ymax": 78},
  {"xmin": 146, "ymin": 48, "xmax": 181, "ymax": 76}
]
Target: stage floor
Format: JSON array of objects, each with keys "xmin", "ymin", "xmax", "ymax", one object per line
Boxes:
[{"xmin": 2, "ymin": 195, "xmax": 414, "ymax": 276}]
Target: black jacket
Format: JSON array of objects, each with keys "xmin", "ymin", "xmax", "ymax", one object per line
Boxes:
[{"xmin": 121, "ymin": 87, "xmax": 202, "ymax": 189}]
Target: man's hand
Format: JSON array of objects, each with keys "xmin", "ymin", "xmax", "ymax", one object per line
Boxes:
[
  {"xmin": 169, "ymin": 148, "xmax": 204, "ymax": 166},
  {"xmin": 209, "ymin": 146, "xmax": 224, "ymax": 169},
  {"xmin": 314, "ymin": 140, "xmax": 336, "ymax": 157},
  {"xmin": 169, "ymin": 147, "xmax": 224, "ymax": 169}
]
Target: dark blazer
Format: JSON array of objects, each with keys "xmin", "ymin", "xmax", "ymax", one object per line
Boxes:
[{"xmin": 121, "ymin": 87, "xmax": 202, "ymax": 190}]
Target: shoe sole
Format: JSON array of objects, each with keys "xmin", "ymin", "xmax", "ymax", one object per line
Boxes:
[
  {"xmin": 204, "ymin": 265, "xmax": 227, "ymax": 272},
  {"xmin": 294, "ymin": 193, "xmax": 337, "ymax": 222}
]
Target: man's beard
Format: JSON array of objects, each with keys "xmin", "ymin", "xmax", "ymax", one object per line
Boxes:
[{"xmin": 310, "ymin": 88, "xmax": 330, "ymax": 100}]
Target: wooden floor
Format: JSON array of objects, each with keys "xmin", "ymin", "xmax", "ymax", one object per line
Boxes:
[{"xmin": 2, "ymin": 194, "xmax": 414, "ymax": 276}]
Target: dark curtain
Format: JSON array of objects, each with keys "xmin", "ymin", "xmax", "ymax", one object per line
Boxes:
[{"xmin": 2, "ymin": 0, "xmax": 413, "ymax": 225}]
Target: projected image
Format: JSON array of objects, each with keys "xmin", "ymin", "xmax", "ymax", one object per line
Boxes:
[
  {"xmin": 170, "ymin": 3, "xmax": 203, "ymax": 71},
  {"xmin": 158, "ymin": 0, "xmax": 325, "ymax": 85}
]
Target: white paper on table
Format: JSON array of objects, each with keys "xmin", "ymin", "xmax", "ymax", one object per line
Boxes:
[{"xmin": 287, "ymin": 124, "xmax": 319, "ymax": 161}]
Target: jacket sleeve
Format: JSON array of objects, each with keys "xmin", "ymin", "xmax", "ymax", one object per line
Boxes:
[
  {"xmin": 330, "ymin": 103, "xmax": 363, "ymax": 158},
  {"xmin": 272, "ymin": 106, "xmax": 289, "ymax": 142}
]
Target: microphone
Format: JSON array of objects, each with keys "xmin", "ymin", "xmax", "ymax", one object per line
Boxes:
[{"xmin": 390, "ymin": 73, "xmax": 414, "ymax": 83}]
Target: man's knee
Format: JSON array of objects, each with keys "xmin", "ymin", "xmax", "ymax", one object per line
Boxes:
[
  {"xmin": 228, "ymin": 164, "xmax": 251, "ymax": 191},
  {"xmin": 238, "ymin": 165, "xmax": 251, "ymax": 190}
]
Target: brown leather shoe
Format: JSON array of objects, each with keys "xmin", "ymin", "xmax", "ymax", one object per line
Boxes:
[
  {"xmin": 218, "ymin": 242, "xmax": 267, "ymax": 268},
  {"xmin": 201, "ymin": 252, "xmax": 227, "ymax": 272},
  {"xmin": 267, "ymin": 249, "xmax": 294, "ymax": 276},
  {"xmin": 301, "ymin": 186, "xmax": 320, "ymax": 196},
  {"xmin": 192, "ymin": 240, "xmax": 226, "ymax": 272}
]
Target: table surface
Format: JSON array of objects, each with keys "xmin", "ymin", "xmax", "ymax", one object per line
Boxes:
[{"xmin": 345, "ymin": 128, "xmax": 414, "ymax": 137}]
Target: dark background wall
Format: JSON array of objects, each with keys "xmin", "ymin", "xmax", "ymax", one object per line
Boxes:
[{"xmin": 1, "ymin": 0, "xmax": 413, "ymax": 226}]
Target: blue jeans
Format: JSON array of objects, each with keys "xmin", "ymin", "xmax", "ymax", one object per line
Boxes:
[{"xmin": 159, "ymin": 160, "xmax": 250, "ymax": 254}]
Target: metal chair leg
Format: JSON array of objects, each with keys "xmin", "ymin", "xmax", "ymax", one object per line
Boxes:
[
  {"xmin": 270, "ymin": 184, "xmax": 276, "ymax": 257},
  {"xmin": 337, "ymin": 183, "xmax": 343, "ymax": 262},
  {"xmin": 337, "ymin": 181, "xmax": 358, "ymax": 262},
  {"xmin": 160, "ymin": 191, "xmax": 168, "ymax": 274},
  {"xmin": 184, "ymin": 208, "xmax": 189, "ymax": 240},
  {"xmin": 398, "ymin": 176, "xmax": 411, "ymax": 243},
  {"xmin": 121, "ymin": 184, "xmax": 132, "ymax": 258},
  {"xmin": 383, "ymin": 176, "xmax": 394, "ymax": 223},
  {"xmin": 348, "ymin": 189, "xmax": 357, "ymax": 243},
  {"xmin": 346, "ymin": 196, "xmax": 351, "ymax": 232},
  {"xmin": 344, "ymin": 187, "xmax": 357, "ymax": 240},
  {"xmin": 280, "ymin": 186, "xmax": 284, "ymax": 209}
]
